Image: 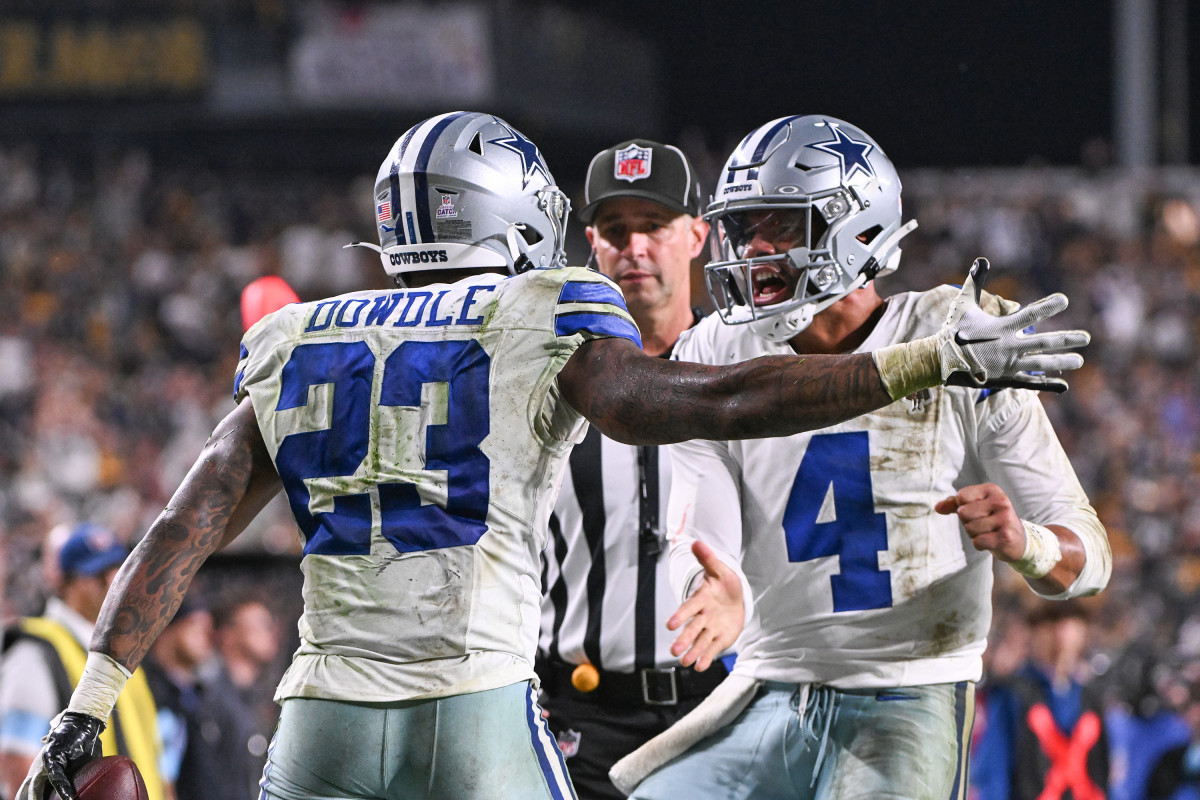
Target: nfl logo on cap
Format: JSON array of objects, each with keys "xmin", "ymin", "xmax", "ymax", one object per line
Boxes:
[
  {"xmin": 578, "ymin": 138, "xmax": 702, "ymax": 225},
  {"xmin": 614, "ymin": 144, "xmax": 652, "ymax": 183}
]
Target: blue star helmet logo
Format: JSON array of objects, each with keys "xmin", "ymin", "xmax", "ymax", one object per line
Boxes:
[
  {"xmin": 488, "ymin": 127, "xmax": 552, "ymax": 188},
  {"xmin": 808, "ymin": 123, "xmax": 876, "ymax": 182}
]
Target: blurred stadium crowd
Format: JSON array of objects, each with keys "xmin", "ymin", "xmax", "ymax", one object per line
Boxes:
[{"xmin": 1, "ymin": 137, "xmax": 1199, "ymax": 789}]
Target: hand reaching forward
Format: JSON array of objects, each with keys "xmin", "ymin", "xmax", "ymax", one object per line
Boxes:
[
  {"xmin": 667, "ymin": 541, "xmax": 744, "ymax": 672},
  {"xmin": 938, "ymin": 258, "xmax": 1090, "ymax": 393}
]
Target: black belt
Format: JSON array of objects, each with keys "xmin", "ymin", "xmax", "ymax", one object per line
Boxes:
[{"xmin": 539, "ymin": 658, "xmax": 727, "ymax": 707}]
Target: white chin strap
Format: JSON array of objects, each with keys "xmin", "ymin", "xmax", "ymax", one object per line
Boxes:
[
  {"xmin": 868, "ymin": 219, "xmax": 919, "ymax": 279},
  {"xmin": 505, "ymin": 223, "xmax": 528, "ymax": 263}
]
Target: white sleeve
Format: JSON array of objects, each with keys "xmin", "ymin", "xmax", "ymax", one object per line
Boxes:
[
  {"xmin": 0, "ymin": 640, "xmax": 60, "ymax": 757},
  {"xmin": 975, "ymin": 389, "xmax": 1112, "ymax": 599},
  {"xmin": 665, "ymin": 436, "xmax": 755, "ymax": 622}
]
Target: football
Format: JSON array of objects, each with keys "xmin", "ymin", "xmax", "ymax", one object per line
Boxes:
[{"xmin": 72, "ymin": 755, "xmax": 149, "ymax": 800}]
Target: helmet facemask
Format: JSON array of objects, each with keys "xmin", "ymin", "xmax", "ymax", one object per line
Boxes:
[{"xmin": 505, "ymin": 186, "xmax": 571, "ymax": 274}]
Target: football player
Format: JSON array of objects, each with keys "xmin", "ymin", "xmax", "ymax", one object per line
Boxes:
[
  {"xmin": 19, "ymin": 111, "xmax": 1090, "ymax": 800},
  {"xmin": 615, "ymin": 115, "xmax": 1112, "ymax": 800}
]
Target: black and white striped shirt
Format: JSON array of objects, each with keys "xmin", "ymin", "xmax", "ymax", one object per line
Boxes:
[
  {"xmin": 540, "ymin": 429, "xmax": 678, "ymax": 672},
  {"xmin": 539, "ymin": 315, "xmax": 702, "ymax": 674}
]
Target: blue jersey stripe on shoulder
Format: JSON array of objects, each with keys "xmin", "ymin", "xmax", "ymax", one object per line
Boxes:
[
  {"xmin": 558, "ymin": 279, "xmax": 626, "ymax": 308},
  {"xmin": 555, "ymin": 311, "xmax": 641, "ymax": 348},
  {"xmin": 233, "ymin": 343, "xmax": 249, "ymax": 398}
]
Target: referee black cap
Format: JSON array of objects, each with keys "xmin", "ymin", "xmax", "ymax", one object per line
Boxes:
[{"xmin": 578, "ymin": 140, "xmax": 703, "ymax": 225}]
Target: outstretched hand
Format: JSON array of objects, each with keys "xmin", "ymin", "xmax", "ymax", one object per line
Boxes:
[
  {"xmin": 938, "ymin": 258, "xmax": 1090, "ymax": 393},
  {"xmin": 667, "ymin": 541, "xmax": 744, "ymax": 672}
]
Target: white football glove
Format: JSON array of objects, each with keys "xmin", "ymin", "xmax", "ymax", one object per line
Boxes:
[{"xmin": 938, "ymin": 258, "xmax": 1089, "ymax": 393}]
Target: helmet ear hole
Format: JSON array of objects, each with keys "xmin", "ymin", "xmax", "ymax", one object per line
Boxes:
[
  {"xmin": 519, "ymin": 226, "xmax": 543, "ymax": 246},
  {"xmin": 856, "ymin": 225, "xmax": 883, "ymax": 245}
]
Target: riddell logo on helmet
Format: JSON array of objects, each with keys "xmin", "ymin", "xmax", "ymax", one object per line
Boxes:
[{"xmin": 389, "ymin": 250, "xmax": 449, "ymax": 266}]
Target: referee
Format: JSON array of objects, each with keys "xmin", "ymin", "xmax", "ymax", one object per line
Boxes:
[{"xmin": 538, "ymin": 139, "xmax": 722, "ymax": 799}]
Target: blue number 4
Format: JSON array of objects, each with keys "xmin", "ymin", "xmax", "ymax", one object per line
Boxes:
[
  {"xmin": 782, "ymin": 431, "xmax": 892, "ymax": 612},
  {"xmin": 273, "ymin": 339, "xmax": 491, "ymax": 557}
]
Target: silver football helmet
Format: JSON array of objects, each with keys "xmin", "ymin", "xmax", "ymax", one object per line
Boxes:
[
  {"xmin": 348, "ymin": 111, "xmax": 570, "ymax": 284},
  {"xmin": 705, "ymin": 115, "xmax": 918, "ymax": 340}
]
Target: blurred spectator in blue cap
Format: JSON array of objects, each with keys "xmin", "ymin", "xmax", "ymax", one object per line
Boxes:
[
  {"xmin": 58, "ymin": 522, "xmax": 127, "ymax": 578},
  {"xmin": 0, "ymin": 523, "xmax": 168, "ymax": 800}
]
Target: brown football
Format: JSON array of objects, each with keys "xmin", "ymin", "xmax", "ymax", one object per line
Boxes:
[{"xmin": 72, "ymin": 756, "xmax": 149, "ymax": 800}]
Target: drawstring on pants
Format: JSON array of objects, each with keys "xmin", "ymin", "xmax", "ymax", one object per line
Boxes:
[{"xmin": 793, "ymin": 683, "xmax": 840, "ymax": 787}]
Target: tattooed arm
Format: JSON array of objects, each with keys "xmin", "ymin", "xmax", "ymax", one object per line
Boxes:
[
  {"xmin": 558, "ymin": 336, "xmax": 894, "ymax": 446},
  {"xmin": 93, "ymin": 398, "xmax": 280, "ymax": 671},
  {"xmin": 14, "ymin": 400, "xmax": 278, "ymax": 800},
  {"xmin": 560, "ymin": 260, "xmax": 1093, "ymax": 446}
]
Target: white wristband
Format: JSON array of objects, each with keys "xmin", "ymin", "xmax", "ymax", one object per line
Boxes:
[
  {"xmin": 872, "ymin": 337, "xmax": 942, "ymax": 401},
  {"xmin": 1010, "ymin": 521, "xmax": 1063, "ymax": 579},
  {"xmin": 66, "ymin": 652, "xmax": 131, "ymax": 721}
]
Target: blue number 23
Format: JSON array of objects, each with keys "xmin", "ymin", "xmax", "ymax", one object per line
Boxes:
[{"xmin": 273, "ymin": 339, "xmax": 491, "ymax": 557}]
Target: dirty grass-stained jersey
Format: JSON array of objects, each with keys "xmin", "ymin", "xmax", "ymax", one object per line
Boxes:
[
  {"xmin": 234, "ymin": 267, "xmax": 641, "ymax": 703},
  {"xmin": 667, "ymin": 285, "xmax": 1108, "ymax": 689}
]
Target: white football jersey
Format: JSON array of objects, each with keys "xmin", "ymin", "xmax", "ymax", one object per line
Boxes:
[
  {"xmin": 668, "ymin": 285, "xmax": 1108, "ymax": 689},
  {"xmin": 234, "ymin": 267, "xmax": 641, "ymax": 702}
]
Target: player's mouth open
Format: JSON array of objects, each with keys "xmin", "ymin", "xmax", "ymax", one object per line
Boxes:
[{"xmin": 751, "ymin": 265, "xmax": 791, "ymax": 306}]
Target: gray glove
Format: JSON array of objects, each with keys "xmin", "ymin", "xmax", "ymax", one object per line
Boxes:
[{"xmin": 938, "ymin": 258, "xmax": 1089, "ymax": 393}]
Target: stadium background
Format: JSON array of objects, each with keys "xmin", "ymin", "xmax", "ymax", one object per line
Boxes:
[{"xmin": 1, "ymin": 0, "xmax": 1199, "ymax": 765}]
